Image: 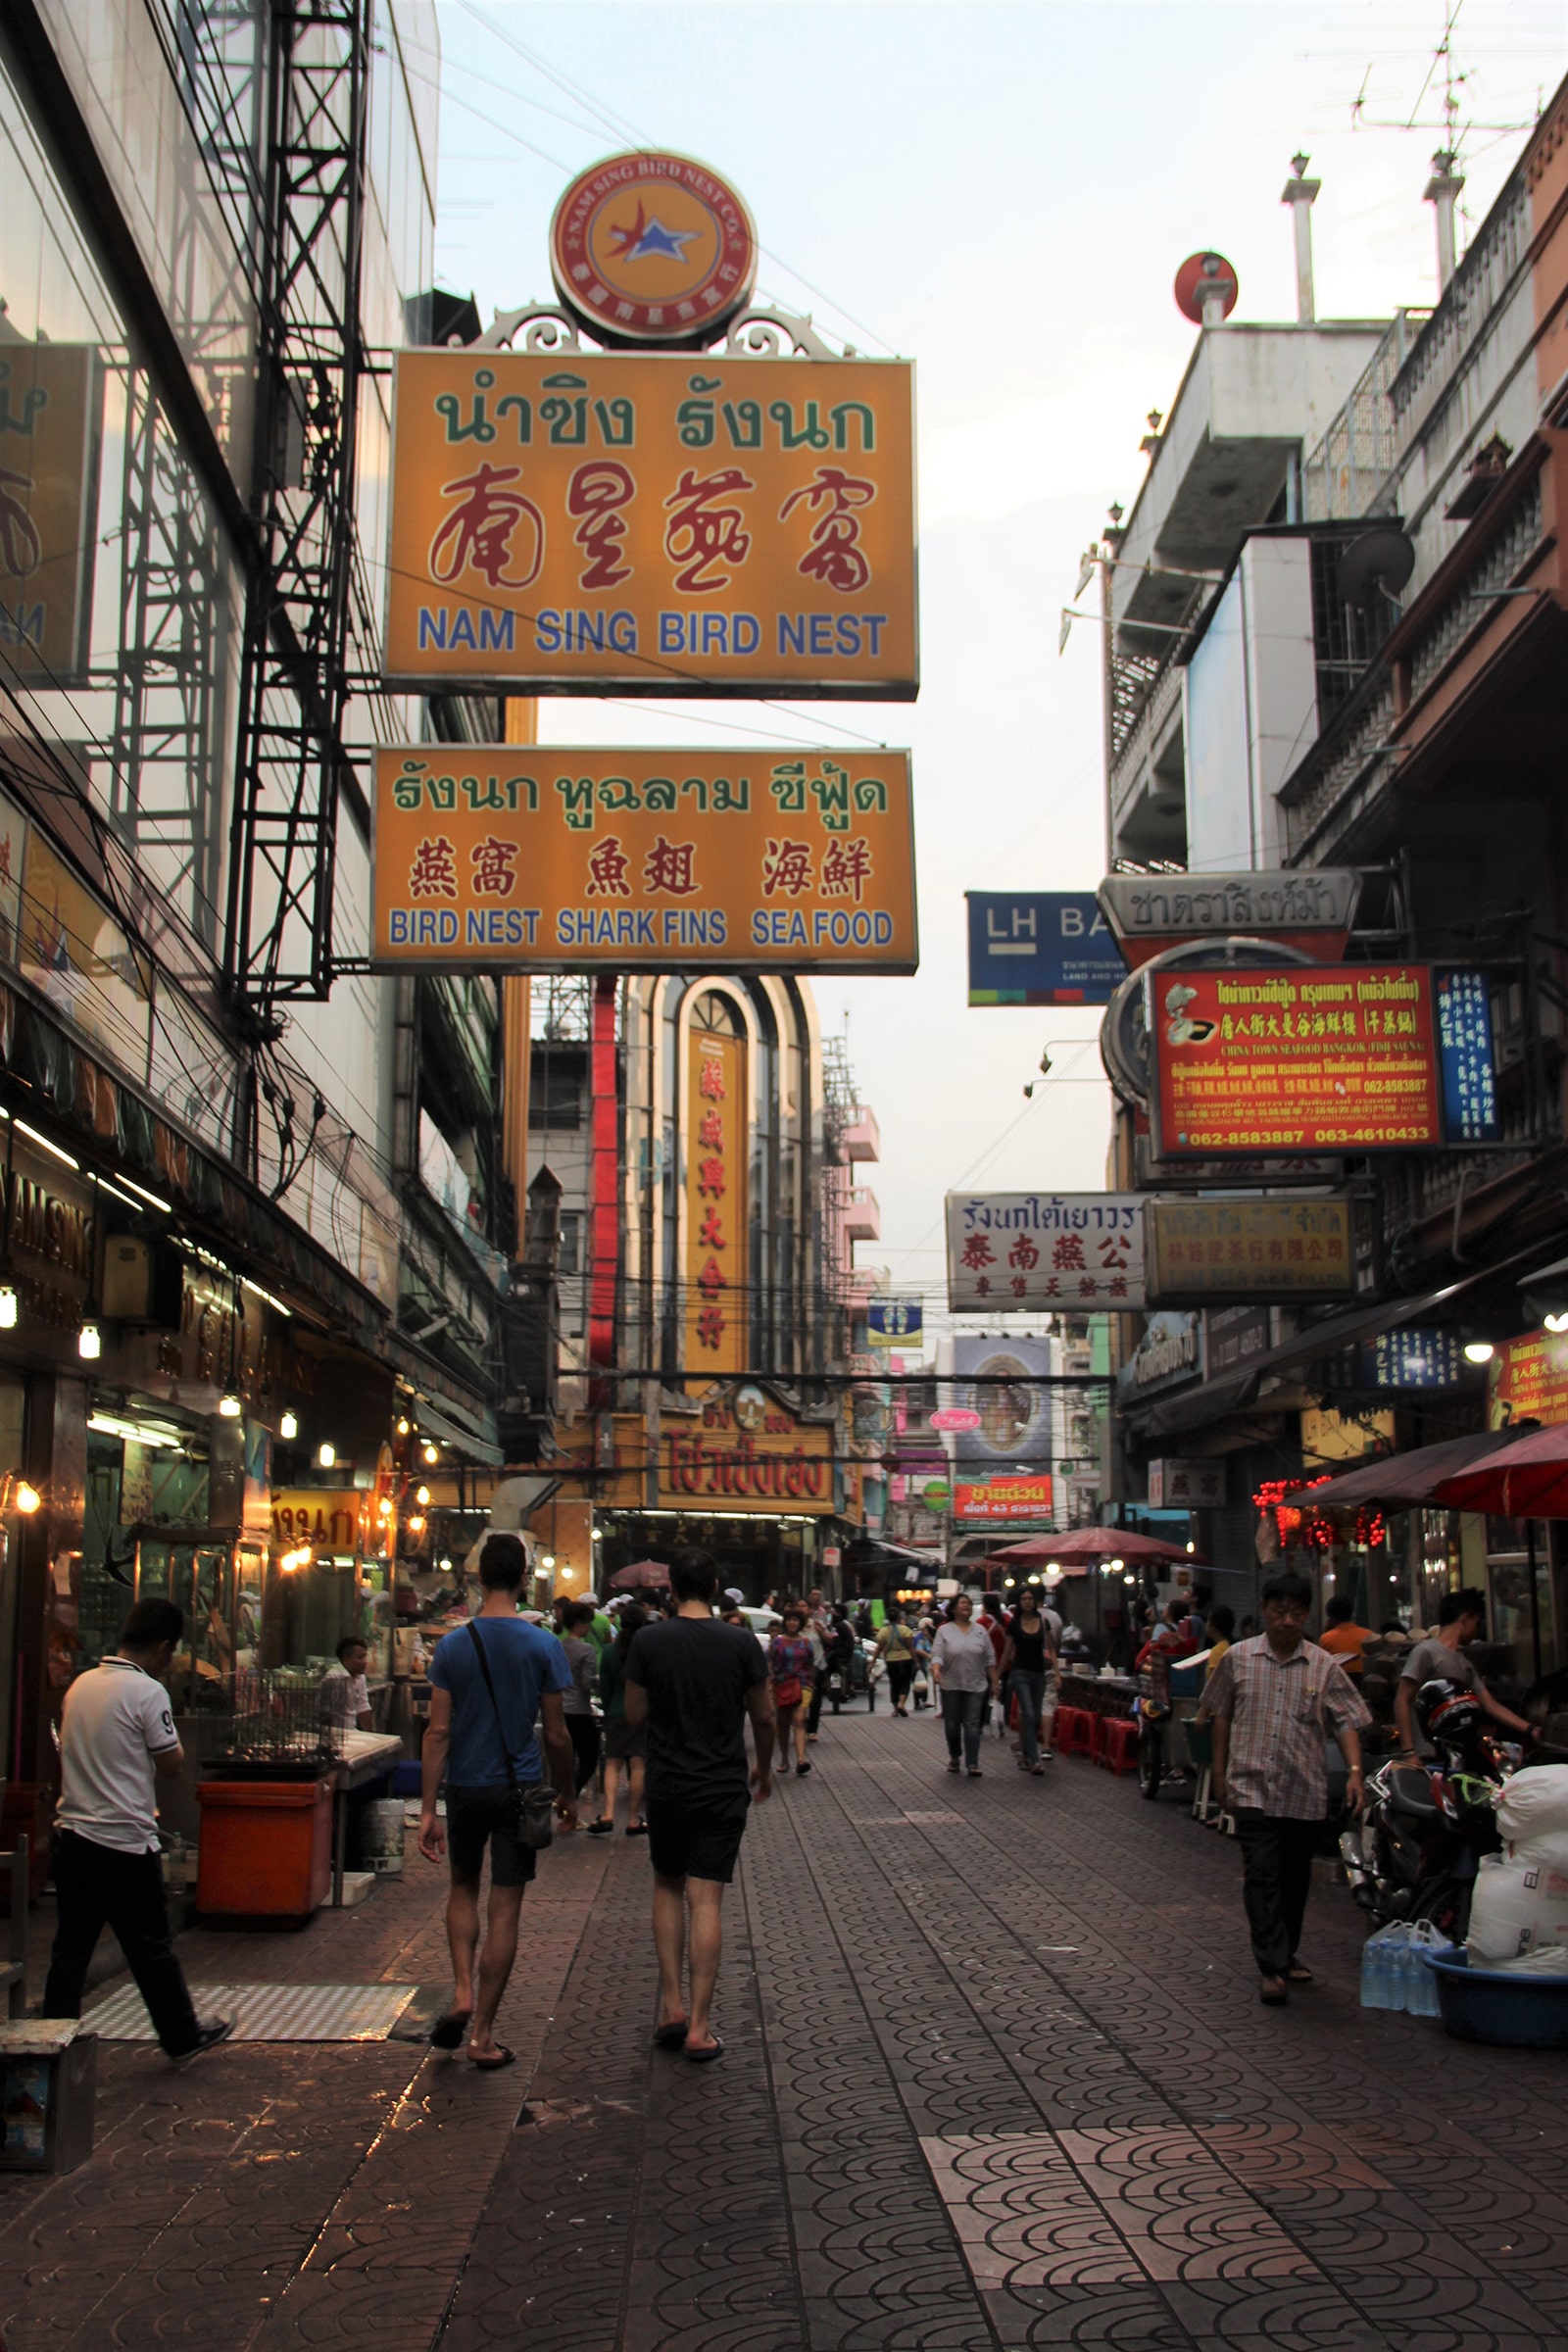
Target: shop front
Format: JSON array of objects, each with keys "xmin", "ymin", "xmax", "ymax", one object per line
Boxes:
[{"xmin": 546, "ymin": 1381, "xmax": 845, "ymax": 1601}]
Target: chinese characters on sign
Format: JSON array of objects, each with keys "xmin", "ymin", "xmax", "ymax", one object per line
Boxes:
[
  {"xmin": 1357, "ymin": 1328, "xmax": 1469, "ymax": 1391},
  {"xmin": 1144, "ymin": 1198, "xmax": 1355, "ymax": 1303},
  {"xmin": 686, "ymin": 1020, "xmax": 747, "ymax": 1373},
  {"xmin": 371, "ymin": 747, "xmax": 915, "ymax": 974},
  {"xmin": 1490, "ymin": 1332, "xmax": 1568, "ymax": 1430},
  {"xmin": 946, "ymin": 1193, "xmax": 1146, "ymax": 1312},
  {"xmin": 385, "ymin": 352, "xmax": 916, "ymax": 696},
  {"xmin": 1434, "ymin": 969, "xmax": 1500, "ymax": 1144},
  {"xmin": 1147, "ymin": 1458, "xmax": 1226, "ymax": 1509},
  {"xmin": 1148, "ymin": 966, "xmax": 1447, "ymax": 1157}
]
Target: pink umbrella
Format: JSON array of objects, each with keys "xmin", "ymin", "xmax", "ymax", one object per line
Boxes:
[
  {"xmin": 609, "ymin": 1558, "xmax": 669, "ymax": 1592},
  {"xmin": 986, "ymin": 1527, "xmax": 1199, "ymax": 1567}
]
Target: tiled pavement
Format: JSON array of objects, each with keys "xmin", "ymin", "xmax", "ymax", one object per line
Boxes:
[{"xmin": 4, "ymin": 1710, "xmax": 1567, "ymax": 2350}]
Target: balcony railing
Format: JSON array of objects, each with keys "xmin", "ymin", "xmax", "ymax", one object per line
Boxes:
[{"xmin": 842, "ymin": 1186, "xmax": 880, "ymax": 1243}]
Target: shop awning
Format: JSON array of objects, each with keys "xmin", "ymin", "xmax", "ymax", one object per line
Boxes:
[
  {"xmin": 1128, "ymin": 1240, "xmax": 1555, "ymax": 1440},
  {"xmin": 412, "ymin": 1393, "xmax": 504, "ymax": 1467},
  {"xmin": 1300, "ymin": 1429, "xmax": 1518, "ymax": 1512}
]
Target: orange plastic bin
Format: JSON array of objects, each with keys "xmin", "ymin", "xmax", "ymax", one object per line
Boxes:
[{"xmin": 195, "ymin": 1779, "xmax": 334, "ymax": 1921}]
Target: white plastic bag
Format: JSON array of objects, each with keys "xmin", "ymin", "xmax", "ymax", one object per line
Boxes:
[
  {"xmin": 1505, "ymin": 1830, "xmax": 1568, "ymax": 1876},
  {"xmin": 1467, "ymin": 1850, "xmax": 1568, "ymax": 1965},
  {"xmin": 1494, "ymin": 1765, "xmax": 1568, "ymax": 1847},
  {"xmin": 1493, "ymin": 1942, "xmax": 1568, "ymax": 1976}
]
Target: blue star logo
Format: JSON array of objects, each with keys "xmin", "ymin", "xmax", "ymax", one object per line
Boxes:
[{"xmin": 609, "ymin": 201, "xmax": 701, "ymax": 266}]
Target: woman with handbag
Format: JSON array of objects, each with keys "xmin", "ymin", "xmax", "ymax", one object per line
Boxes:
[
  {"xmin": 590, "ymin": 1605, "xmax": 648, "ymax": 1836},
  {"xmin": 932, "ymin": 1593, "xmax": 999, "ymax": 1777},
  {"xmin": 767, "ymin": 1605, "xmax": 815, "ymax": 1776}
]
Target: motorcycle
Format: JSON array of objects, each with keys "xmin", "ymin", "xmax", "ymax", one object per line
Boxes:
[{"xmin": 1341, "ymin": 1728, "xmax": 1509, "ymax": 1938}]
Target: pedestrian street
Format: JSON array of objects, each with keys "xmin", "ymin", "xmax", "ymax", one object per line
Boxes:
[{"xmin": 4, "ymin": 1706, "xmax": 1562, "ymax": 2352}]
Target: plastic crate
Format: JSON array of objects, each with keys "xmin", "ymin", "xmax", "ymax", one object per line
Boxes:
[
  {"xmin": 1425, "ymin": 1947, "xmax": 1568, "ymax": 2048},
  {"xmin": 392, "ymin": 1759, "xmax": 423, "ymax": 1796}
]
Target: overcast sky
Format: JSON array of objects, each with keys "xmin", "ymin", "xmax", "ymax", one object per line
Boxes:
[{"xmin": 429, "ymin": 1, "xmax": 1566, "ymax": 1338}]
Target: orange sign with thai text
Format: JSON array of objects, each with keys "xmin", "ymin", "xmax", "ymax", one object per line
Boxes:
[
  {"xmin": 687, "ymin": 1020, "xmax": 747, "ymax": 1373},
  {"xmin": 384, "ymin": 351, "xmax": 916, "ymax": 696},
  {"xmin": 369, "ymin": 745, "xmax": 916, "ymax": 974}
]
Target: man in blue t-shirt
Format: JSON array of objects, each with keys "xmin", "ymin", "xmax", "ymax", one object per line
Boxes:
[{"xmin": 419, "ymin": 1533, "xmax": 574, "ymax": 2068}]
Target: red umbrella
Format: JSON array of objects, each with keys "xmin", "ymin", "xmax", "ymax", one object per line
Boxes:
[
  {"xmin": 1433, "ymin": 1425, "xmax": 1568, "ymax": 1517},
  {"xmin": 609, "ymin": 1558, "xmax": 669, "ymax": 1592},
  {"xmin": 986, "ymin": 1527, "xmax": 1198, "ymax": 1568}
]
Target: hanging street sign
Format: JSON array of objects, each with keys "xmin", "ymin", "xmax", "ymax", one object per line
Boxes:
[
  {"xmin": 0, "ymin": 344, "xmax": 102, "ymax": 685},
  {"xmin": 954, "ymin": 1476, "xmax": 1054, "ymax": 1523},
  {"xmin": 1147, "ymin": 965, "xmax": 1499, "ymax": 1158},
  {"xmin": 1144, "ymin": 1197, "xmax": 1356, "ymax": 1302},
  {"xmin": 966, "ymin": 892, "xmax": 1125, "ymax": 1004},
  {"xmin": 369, "ymin": 745, "xmax": 917, "ymax": 974},
  {"xmin": 549, "ymin": 151, "xmax": 759, "ymax": 347},
  {"xmin": 1098, "ymin": 870, "xmax": 1361, "ymax": 971},
  {"xmin": 383, "ymin": 350, "xmax": 917, "ymax": 698},
  {"xmin": 866, "ymin": 1297, "xmax": 923, "ymax": 1346},
  {"xmin": 929, "ymin": 1406, "xmax": 981, "ymax": 1432},
  {"xmin": 946, "ymin": 1192, "xmax": 1146, "ymax": 1311}
]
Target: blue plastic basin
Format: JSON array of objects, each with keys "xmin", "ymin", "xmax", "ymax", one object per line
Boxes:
[{"xmin": 1425, "ymin": 1947, "xmax": 1568, "ymax": 2048}]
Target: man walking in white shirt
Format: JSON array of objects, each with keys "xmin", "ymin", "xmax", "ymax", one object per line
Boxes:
[{"xmin": 42, "ymin": 1598, "xmax": 230, "ymax": 2062}]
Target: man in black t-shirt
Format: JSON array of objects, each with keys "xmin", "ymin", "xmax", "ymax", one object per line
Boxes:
[{"xmin": 625, "ymin": 1546, "xmax": 774, "ymax": 2062}]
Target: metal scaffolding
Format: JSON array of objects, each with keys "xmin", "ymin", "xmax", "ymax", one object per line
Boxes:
[{"xmin": 225, "ymin": 0, "xmax": 370, "ymax": 1010}]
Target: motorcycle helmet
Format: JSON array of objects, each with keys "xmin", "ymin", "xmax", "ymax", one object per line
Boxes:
[{"xmin": 1414, "ymin": 1676, "xmax": 1484, "ymax": 1752}]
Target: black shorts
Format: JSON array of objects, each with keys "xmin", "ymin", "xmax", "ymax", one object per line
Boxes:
[
  {"xmin": 646, "ymin": 1796, "xmax": 750, "ymax": 1885},
  {"xmin": 445, "ymin": 1785, "xmax": 539, "ymax": 1889}
]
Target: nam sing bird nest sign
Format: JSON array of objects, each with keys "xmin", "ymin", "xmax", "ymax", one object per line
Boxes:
[{"xmin": 384, "ymin": 350, "xmax": 917, "ymax": 698}]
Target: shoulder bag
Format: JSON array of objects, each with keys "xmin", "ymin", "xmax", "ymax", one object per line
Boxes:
[{"xmin": 466, "ymin": 1620, "xmax": 558, "ymax": 1850}]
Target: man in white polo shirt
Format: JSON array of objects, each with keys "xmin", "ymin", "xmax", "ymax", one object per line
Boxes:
[{"xmin": 42, "ymin": 1597, "xmax": 231, "ymax": 2063}]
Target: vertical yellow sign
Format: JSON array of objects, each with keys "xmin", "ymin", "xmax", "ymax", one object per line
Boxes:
[
  {"xmin": 0, "ymin": 346, "xmax": 100, "ymax": 684},
  {"xmin": 686, "ymin": 1020, "xmax": 748, "ymax": 1374}
]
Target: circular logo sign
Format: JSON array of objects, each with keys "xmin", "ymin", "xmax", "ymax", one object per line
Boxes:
[
  {"xmin": 929, "ymin": 1407, "xmax": 982, "ymax": 1432},
  {"xmin": 1172, "ymin": 250, "xmax": 1239, "ymax": 324},
  {"xmin": 922, "ymin": 1479, "xmax": 952, "ymax": 1511},
  {"xmin": 550, "ymin": 151, "xmax": 759, "ymax": 346}
]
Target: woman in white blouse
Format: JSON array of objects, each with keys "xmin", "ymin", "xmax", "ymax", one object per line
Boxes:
[{"xmin": 931, "ymin": 1595, "xmax": 999, "ymax": 1777}]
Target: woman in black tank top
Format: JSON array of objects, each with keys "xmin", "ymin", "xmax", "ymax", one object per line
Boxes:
[{"xmin": 1001, "ymin": 1598, "xmax": 1056, "ymax": 1774}]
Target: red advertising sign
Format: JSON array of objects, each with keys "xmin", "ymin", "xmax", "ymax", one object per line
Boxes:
[
  {"xmin": 1491, "ymin": 1333, "xmax": 1568, "ymax": 1430},
  {"xmin": 955, "ymin": 1476, "xmax": 1054, "ymax": 1522},
  {"xmin": 1149, "ymin": 964, "xmax": 1443, "ymax": 1157}
]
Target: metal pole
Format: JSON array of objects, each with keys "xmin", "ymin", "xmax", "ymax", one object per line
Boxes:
[{"xmin": 1527, "ymin": 1519, "xmax": 1543, "ymax": 1683}]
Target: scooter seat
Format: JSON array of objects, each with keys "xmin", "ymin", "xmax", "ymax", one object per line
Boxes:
[{"xmin": 1386, "ymin": 1766, "xmax": 1441, "ymax": 1822}]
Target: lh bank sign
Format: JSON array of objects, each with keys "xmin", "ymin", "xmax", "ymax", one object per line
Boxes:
[{"xmin": 966, "ymin": 892, "xmax": 1125, "ymax": 1004}]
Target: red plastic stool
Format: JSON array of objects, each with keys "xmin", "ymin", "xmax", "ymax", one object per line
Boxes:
[
  {"xmin": 1054, "ymin": 1706, "xmax": 1093, "ymax": 1757},
  {"xmin": 1098, "ymin": 1717, "xmax": 1140, "ymax": 1775}
]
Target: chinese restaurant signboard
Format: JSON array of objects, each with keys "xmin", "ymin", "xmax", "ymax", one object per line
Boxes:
[
  {"xmin": 384, "ymin": 352, "xmax": 916, "ymax": 697},
  {"xmin": 552, "ymin": 1389, "xmax": 838, "ymax": 1514},
  {"xmin": 1147, "ymin": 1457, "xmax": 1225, "ymax": 1508},
  {"xmin": 686, "ymin": 1015, "xmax": 747, "ymax": 1373},
  {"xmin": 1148, "ymin": 966, "xmax": 1497, "ymax": 1158},
  {"xmin": 1145, "ymin": 1198, "xmax": 1355, "ymax": 1303},
  {"xmin": 946, "ymin": 1193, "xmax": 1145, "ymax": 1312},
  {"xmin": 369, "ymin": 746, "xmax": 916, "ymax": 975},
  {"xmin": 1490, "ymin": 1333, "xmax": 1568, "ymax": 1430},
  {"xmin": 954, "ymin": 1476, "xmax": 1054, "ymax": 1523}
]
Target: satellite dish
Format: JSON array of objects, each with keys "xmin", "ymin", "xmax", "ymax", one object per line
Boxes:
[
  {"xmin": 1174, "ymin": 251, "xmax": 1239, "ymax": 324},
  {"xmin": 1338, "ymin": 525, "xmax": 1416, "ymax": 613}
]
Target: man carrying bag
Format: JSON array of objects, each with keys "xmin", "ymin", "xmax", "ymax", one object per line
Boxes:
[{"xmin": 419, "ymin": 1534, "xmax": 576, "ymax": 2068}]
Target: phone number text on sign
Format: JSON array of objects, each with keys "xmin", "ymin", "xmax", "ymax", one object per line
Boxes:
[{"xmin": 370, "ymin": 746, "xmax": 917, "ymax": 975}]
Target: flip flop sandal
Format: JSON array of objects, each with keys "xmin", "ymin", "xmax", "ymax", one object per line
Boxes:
[
  {"xmin": 1285, "ymin": 1964, "xmax": 1314, "ymax": 1983},
  {"xmin": 468, "ymin": 2044, "xmax": 516, "ymax": 2070},
  {"xmin": 586, "ymin": 1820, "xmax": 614, "ymax": 1837},
  {"xmin": 625, "ymin": 1822, "xmax": 648, "ymax": 1836},
  {"xmin": 653, "ymin": 2019, "xmax": 689, "ymax": 2048},
  {"xmin": 1258, "ymin": 1982, "xmax": 1289, "ymax": 2007},
  {"xmin": 428, "ymin": 2008, "xmax": 472, "ymax": 2050},
  {"xmin": 684, "ymin": 2034, "xmax": 724, "ymax": 2063}
]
